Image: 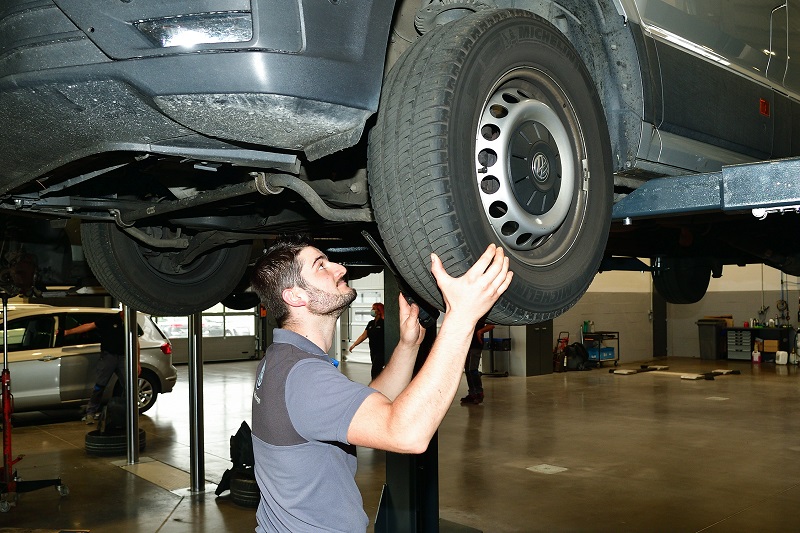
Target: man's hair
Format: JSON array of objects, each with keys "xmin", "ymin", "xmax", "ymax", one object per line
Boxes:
[{"xmin": 250, "ymin": 236, "xmax": 312, "ymax": 326}]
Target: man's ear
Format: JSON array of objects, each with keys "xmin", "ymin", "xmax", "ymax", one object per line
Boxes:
[{"xmin": 282, "ymin": 287, "xmax": 308, "ymax": 308}]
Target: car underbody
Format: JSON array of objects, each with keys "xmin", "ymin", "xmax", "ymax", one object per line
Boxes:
[{"xmin": 2, "ymin": 0, "xmax": 799, "ymax": 317}]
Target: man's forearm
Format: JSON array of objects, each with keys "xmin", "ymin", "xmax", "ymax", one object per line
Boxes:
[
  {"xmin": 368, "ymin": 342, "xmax": 419, "ymax": 400},
  {"xmin": 384, "ymin": 315, "xmax": 474, "ymax": 450}
]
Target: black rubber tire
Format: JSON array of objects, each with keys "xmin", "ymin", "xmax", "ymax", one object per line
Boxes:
[
  {"xmin": 230, "ymin": 470, "xmax": 260, "ymax": 508},
  {"xmin": 81, "ymin": 222, "xmax": 251, "ymax": 316},
  {"xmin": 221, "ymin": 291, "xmax": 260, "ymax": 310},
  {"xmin": 368, "ymin": 9, "xmax": 613, "ymax": 325},
  {"xmin": 85, "ymin": 428, "xmax": 146, "ymax": 456},
  {"xmin": 137, "ymin": 370, "xmax": 160, "ymax": 414},
  {"xmin": 652, "ymin": 256, "xmax": 711, "ymax": 304}
]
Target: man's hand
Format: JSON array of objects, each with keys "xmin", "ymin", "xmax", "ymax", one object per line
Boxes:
[
  {"xmin": 430, "ymin": 244, "xmax": 513, "ymax": 322},
  {"xmin": 397, "ymin": 294, "xmax": 425, "ymax": 348}
]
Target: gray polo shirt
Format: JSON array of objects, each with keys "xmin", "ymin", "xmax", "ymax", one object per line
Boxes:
[{"xmin": 252, "ymin": 329, "xmax": 376, "ymax": 532}]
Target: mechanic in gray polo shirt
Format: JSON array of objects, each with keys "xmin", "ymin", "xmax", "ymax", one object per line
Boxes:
[{"xmin": 249, "ymin": 237, "xmax": 512, "ymax": 532}]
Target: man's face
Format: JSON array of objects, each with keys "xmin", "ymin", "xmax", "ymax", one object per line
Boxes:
[{"xmin": 297, "ymin": 247, "xmax": 356, "ymax": 318}]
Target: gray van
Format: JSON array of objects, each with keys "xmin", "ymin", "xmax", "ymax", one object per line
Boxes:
[{"xmin": 1, "ymin": 1, "xmax": 797, "ymax": 321}]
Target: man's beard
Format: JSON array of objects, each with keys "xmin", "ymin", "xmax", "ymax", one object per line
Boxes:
[{"xmin": 304, "ymin": 284, "xmax": 357, "ymax": 318}]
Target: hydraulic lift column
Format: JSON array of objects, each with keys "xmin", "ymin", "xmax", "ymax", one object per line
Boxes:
[{"xmin": 375, "ymin": 274, "xmax": 439, "ymax": 532}]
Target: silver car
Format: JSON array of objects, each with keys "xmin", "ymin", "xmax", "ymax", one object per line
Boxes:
[{"xmin": 0, "ymin": 304, "xmax": 177, "ymax": 414}]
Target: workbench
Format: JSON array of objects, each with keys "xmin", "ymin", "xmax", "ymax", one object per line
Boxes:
[{"xmin": 725, "ymin": 327, "xmax": 791, "ymax": 362}]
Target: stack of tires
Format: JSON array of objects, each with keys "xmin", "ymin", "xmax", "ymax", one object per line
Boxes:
[
  {"xmin": 85, "ymin": 398, "xmax": 146, "ymax": 456},
  {"xmin": 229, "ymin": 467, "xmax": 259, "ymax": 508}
]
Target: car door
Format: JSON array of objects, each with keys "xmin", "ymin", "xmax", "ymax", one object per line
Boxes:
[
  {"xmin": 1, "ymin": 314, "xmax": 60, "ymax": 411},
  {"xmin": 57, "ymin": 312, "xmax": 105, "ymax": 403}
]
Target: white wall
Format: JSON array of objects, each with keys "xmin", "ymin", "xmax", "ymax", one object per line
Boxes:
[{"xmin": 554, "ymin": 269, "xmax": 654, "ymax": 364}]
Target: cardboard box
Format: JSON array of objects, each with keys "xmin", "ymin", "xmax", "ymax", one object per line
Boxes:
[
  {"xmin": 704, "ymin": 315, "xmax": 734, "ymax": 328},
  {"xmin": 763, "ymin": 340, "xmax": 779, "ymax": 352}
]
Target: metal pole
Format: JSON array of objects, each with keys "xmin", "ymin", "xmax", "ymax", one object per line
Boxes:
[
  {"xmin": 375, "ymin": 275, "xmax": 439, "ymax": 532},
  {"xmin": 187, "ymin": 312, "xmax": 205, "ymax": 492},
  {"xmin": 2, "ymin": 295, "xmax": 11, "ymax": 483},
  {"xmin": 123, "ymin": 304, "xmax": 139, "ymax": 464}
]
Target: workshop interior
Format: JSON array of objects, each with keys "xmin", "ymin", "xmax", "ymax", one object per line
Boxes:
[{"xmin": 4, "ymin": 0, "xmax": 800, "ymax": 531}]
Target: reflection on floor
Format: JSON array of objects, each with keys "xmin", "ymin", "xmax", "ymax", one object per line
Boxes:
[{"xmin": 3, "ymin": 356, "xmax": 800, "ymax": 532}]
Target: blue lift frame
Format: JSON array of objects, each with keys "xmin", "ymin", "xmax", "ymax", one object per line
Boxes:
[{"xmin": 611, "ymin": 157, "xmax": 800, "ymax": 222}]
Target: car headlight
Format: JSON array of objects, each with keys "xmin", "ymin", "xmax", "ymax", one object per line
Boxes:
[{"xmin": 135, "ymin": 12, "xmax": 253, "ymax": 48}]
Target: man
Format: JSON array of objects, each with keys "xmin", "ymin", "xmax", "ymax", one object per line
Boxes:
[
  {"xmin": 460, "ymin": 320, "xmax": 495, "ymax": 405},
  {"xmin": 347, "ymin": 301, "xmax": 385, "ymax": 380},
  {"xmin": 62, "ymin": 310, "xmax": 139, "ymax": 423},
  {"xmin": 249, "ymin": 238, "xmax": 512, "ymax": 532}
]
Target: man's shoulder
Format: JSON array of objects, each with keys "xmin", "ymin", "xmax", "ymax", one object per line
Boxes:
[{"xmin": 265, "ymin": 343, "xmax": 331, "ymax": 377}]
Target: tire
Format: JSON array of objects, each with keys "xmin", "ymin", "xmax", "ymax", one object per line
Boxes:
[
  {"xmin": 81, "ymin": 222, "xmax": 251, "ymax": 316},
  {"xmin": 221, "ymin": 291, "xmax": 260, "ymax": 310},
  {"xmin": 368, "ymin": 9, "xmax": 612, "ymax": 325},
  {"xmin": 137, "ymin": 370, "xmax": 160, "ymax": 414},
  {"xmin": 652, "ymin": 256, "xmax": 711, "ymax": 304},
  {"xmin": 230, "ymin": 469, "xmax": 260, "ymax": 508},
  {"xmin": 85, "ymin": 428, "xmax": 146, "ymax": 456}
]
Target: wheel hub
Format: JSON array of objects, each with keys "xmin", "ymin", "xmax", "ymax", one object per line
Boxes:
[{"xmin": 475, "ymin": 84, "xmax": 574, "ymax": 250}]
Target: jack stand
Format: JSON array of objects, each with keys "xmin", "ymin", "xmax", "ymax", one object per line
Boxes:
[{"xmin": 0, "ymin": 293, "xmax": 68, "ymax": 512}]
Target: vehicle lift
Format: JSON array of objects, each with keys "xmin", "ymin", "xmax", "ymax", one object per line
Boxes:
[
  {"xmin": 1, "ymin": 291, "xmax": 68, "ymax": 512},
  {"xmin": 610, "ymin": 157, "xmax": 800, "ymax": 224}
]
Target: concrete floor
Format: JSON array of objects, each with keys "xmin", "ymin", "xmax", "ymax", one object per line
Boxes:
[{"xmin": 3, "ymin": 356, "xmax": 800, "ymax": 532}]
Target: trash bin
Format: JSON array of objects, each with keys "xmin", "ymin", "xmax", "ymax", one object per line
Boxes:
[{"xmin": 696, "ymin": 319, "xmax": 727, "ymax": 360}]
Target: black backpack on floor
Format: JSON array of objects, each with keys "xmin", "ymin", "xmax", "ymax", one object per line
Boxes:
[{"xmin": 565, "ymin": 342, "xmax": 589, "ymax": 371}]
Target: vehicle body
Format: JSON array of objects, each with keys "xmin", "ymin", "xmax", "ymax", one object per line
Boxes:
[
  {"xmin": 2, "ymin": 0, "xmax": 798, "ymax": 319},
  {"xmin": 0, "ymin": 304, "xmax": 177, "ymax": 414}
]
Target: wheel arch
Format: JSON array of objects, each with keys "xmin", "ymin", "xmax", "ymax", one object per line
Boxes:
[
  {"xmin": 389, "ymin": 0, "xmax": 648, "ymax": 173},
  {"xmin": 138, "ymin": 366, "xmax": 163, "ymax": 394},
  {"xmin": 512, "ymin": 0, "xmax": 647, "ymax": 175}
]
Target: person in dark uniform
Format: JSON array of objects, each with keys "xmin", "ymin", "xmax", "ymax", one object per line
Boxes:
[
  {"xmin": 62, "ymin": 310, "xmax": 139, "ymax": 424},
  {"xmin": 348, "ymin": 302, "xmax": 385, "ymax": 380},
  {"xmin": 460, "ymin": 321, "xmax": 494, "ymax": 405}
]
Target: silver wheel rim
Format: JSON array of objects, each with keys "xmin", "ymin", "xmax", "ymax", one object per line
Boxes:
[
  {"xmin": 138, "ymin": 377, "xmax": 154, "ymax": 409},
  {"xmin": 475, "ymin": 70, "xmax": 576, "ymax": 251}
]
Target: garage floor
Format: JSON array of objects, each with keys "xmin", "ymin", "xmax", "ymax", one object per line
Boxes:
[{"xmin": 3, "ymin": 356, "xmax": 800, "ymax": 532}]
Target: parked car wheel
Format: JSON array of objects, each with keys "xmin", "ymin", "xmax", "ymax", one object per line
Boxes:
[
  {"xmin": 81, "ymin": 222, "xmax": 251, "ymax": 316},
  {"xmin": 368, "ymin": 9, "xmax": 612, "ymax": 324},
  {"xmin": 652, "ymin": 256, "xmax": 712, "ymax": 304},
  {"xmin": 230, "ymin": 469, "xmax": 260, "ymax": 508},
  {"xmin": 137, "ymin": 370, "xmax": 160, "ymax": 414},
  {"xmin": 85, "ymin": 428, "xmax": 147, "ymax": 457}
]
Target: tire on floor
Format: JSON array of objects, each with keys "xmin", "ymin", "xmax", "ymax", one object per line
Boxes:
[
  {"xmin": 230, "ymin": 468, "xmax": 260, "ymax": 508},
  {"xmin": 85, "ymin": 428, "xmax": 147, "ymax": 456}
]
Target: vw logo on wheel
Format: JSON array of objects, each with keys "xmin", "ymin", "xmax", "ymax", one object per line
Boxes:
[{"xmin": 532, "ymin": 152, "xmax": 550, "ymax": 182}]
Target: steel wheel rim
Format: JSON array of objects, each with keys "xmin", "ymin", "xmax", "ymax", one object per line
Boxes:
[
  {"xmin": 475, "ymin": 69, "xmax": 577, "ymax": 252},
  {"xmin": 137, "ymin": 377, "xmax": 154, "ymax": 409}
]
